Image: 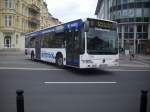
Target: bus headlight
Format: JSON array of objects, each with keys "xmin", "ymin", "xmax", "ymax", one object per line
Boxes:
[{"xmin": 82, "ymin": 60, "xmax": 93, "ymax": 63}]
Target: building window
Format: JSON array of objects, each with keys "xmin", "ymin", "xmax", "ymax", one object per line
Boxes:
[
  {"xmin": 116, "ymin": 0, "xmax": 121, "ymax": 5},
  {"xmin": 122, "ymin": 4, "xmax": 128, "ymax": 9},
  {"xmin": 137, "ymin": 25, "xmax": 142, "ymax": 32},
  {"xmin": 137, "ymin": 33, "xmax": 142, "ymax": 39},
  {"xmin": 110, "ymin": 0, "xmax": 113, "ymax": 7},
  {"xmin": 128, "ymin": 3, "xmax": 135, "ymax": 8},
  {"xmin": 136, "ymin": 17, "xmax": 142, "ymax": 22},
  {"xmin": 129, "ymin": 33, "xmax": 134, "ymax": 39},
  {"xmin": 129, "ymin": 18, "xmax": 135, "ymax": 22},
  {"xmin": 124, "ymin": 33, "xmax": 129, "ymax": 39},
  {"xmin": 136, "ymin": 24, "xmax": 148, "ymax": 39},
  {"xmin": 118, "ymin": 25, "xmax": 122, "ymax": 33},
  {"xmin": 119, "ymin": 33, "xmax": 122, "ymax": 39},
  {"xmin": 143, "ymin": 2, "xmax": 150, "ymax": 8},
  {"xmin": 112, "ymin": 0, "xmax": 116, "ymax": 6},
  {"xmin": 143, "ymin": 33, "xmax": 148, "ymax": 39},
  {"xmin": 135, "ymin": 8, "xmax": 142, "ymax": 17},
  {"xmin": 5, "ymin": 15, "xmax": 12, "ymax": 27},
  {"xmin": 128, "ymin": 0, "xmax": 135, "ymax": 3},
  {"xmin": 143, "ymin": 24, "xmax": 148, "ymax": 32},
  {"xmin": 144, "ymin": 17, "xmax": 149, "ymax": 22},
  {"xmin": 124, "ymin": 25, "xmax": 128, "ymax": 32},
  {"xmin": 143, "ymin": 8, "xmax": 150, "ymax": 17},
  {"xmin": 137, "ymin": 2, "xmax": 143, "ymax": 8},
  {"xmin": 5, "ymin": 0, "xmax": 12, "ymax": 8},
  {"xmin": 129, "ymin": 25, "xmax": 134, "ymax": 32},
  {"xmin": 135, "ymin": 0, "xmax": 142, "ymax": 2},
  {"xmin": 122, "ymin": 0, "xmax": 128, "ymax": 4}
]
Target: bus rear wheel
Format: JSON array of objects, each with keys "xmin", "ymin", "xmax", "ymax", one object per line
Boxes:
[
  {"xmin": 56, "ymin": 56, "xmax": 63, "ymax": 67},
  {"xmin": 31, "ymin": 52, "xmax": 34, "ymax": 61}
]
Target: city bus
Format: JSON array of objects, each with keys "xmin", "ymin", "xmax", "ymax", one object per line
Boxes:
[{"xmin": 25, "ymin": 18, "xmax": 119, "ymax": 68}]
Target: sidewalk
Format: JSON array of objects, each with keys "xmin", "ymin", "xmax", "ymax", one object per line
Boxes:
[
  {"xmin": 0, "ymin": 49, "xmax": 24, "ymax": 56},
  {"xmin": 119, "ymin": 54, "xmax": 150, "ymax": 67},
  {"xmin": 136, "ymin": 55, "xmax": 150, "ymax": 60},
  {"xmin": 119, "ymin": 54, "xmax": 150, "ymax": 60}
]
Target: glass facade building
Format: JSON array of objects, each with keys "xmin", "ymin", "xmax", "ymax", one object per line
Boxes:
[{"xmin": 95, "ymin": 0, "xmax": 150, "ymax": 54}]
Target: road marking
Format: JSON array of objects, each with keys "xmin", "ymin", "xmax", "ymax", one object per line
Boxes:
[
  {"xmin": 44, "ymin": 82, "xmax": 117, "ymax": 84},
  {"xmin": 0, "ymin": 67, "xmax": 63, "ymax": 71}
]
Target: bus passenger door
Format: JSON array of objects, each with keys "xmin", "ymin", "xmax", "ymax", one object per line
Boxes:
[
  {"xmin": 35, "ymin": 39, "xmax": 41, "ymax": 60},
  {"xmin": 65, "ymin": 28, "xmax": 80, "ymax": 67}
]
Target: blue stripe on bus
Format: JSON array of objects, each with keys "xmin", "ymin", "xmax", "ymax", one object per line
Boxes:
[
  {"xmin": 41, "ymin": 52, "xmax": 55, "ymax": 59},
  {"xmin": 26, "ymin": 19, "xmax": 82, "ymax": 37}
]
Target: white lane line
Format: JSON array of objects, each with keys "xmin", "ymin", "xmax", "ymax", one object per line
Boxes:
[
  {"xmin": 44, "ymin": 82, "xmax": 117, "ymax": 84},
  {"xmin": 0, "ymin": 67, "xmax": 63, "ymax": 71}
]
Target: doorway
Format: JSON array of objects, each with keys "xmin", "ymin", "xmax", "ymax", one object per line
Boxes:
[{"xmin": 4, "ymin": 36, "xmax": 11, "ymax": 48}]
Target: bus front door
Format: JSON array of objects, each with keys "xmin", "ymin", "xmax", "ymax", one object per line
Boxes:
[
  {"xmin": 66, "ymin": 29, "xmax": 80, "ymax": 67},
  {"xmin": 35, "ymin": 40, "xmax": 41, "ymax": 60}
]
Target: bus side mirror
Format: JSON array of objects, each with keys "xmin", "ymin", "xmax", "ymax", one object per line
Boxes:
[{"xmin": 84, "ymin": 21, "xmax": 89, "ymax": 32}]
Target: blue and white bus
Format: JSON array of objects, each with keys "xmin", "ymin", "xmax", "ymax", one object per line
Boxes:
[{"xmin": 25, "ymin": 18, "xmax": 119, "ymax": 68}]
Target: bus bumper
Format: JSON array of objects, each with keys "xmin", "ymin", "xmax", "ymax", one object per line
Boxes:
[{"xmin": 80, "ymin": 60, "xmax": 119, "ymax": 68}]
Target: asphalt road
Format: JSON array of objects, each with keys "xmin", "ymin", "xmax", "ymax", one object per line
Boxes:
[{"xmin": 0, "ymin": 52, "xmax": 150, "ymax": 112}]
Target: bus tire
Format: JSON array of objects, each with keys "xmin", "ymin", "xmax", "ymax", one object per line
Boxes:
[
  {"xmin": 31, "ymin": 51, "xmax": 34, "ymax": 61},
  {"xmin": 56, "ymin": 55, "xmax": 63, "ymax": 68}
]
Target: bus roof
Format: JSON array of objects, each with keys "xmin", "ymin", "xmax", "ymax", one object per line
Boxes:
[
  {"xmin": 25, "ymin": 18, "xmax": 117, "ymax": 38},
  {"xmin": 25, "ymin": 19, "xmax": 83, "ymax": 37}
]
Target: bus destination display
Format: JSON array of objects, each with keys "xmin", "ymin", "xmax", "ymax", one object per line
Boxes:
[{"xmin": 88, "ymin": 18, "xmax": 116, "ymax": 30}]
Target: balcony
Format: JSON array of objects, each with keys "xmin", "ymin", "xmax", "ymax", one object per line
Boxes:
[
  {"xmin": 29, "ymin": 4, "xmax": 40, "ymax": 14},
  {"xmin": 28, "ymin": 17, "xmax": 40, "ymax": 31},
  {"xmin": 0, "ymin": 9, "xmax": 16, "ymax": 14},
  {"xmin": 0, "ymin": 26, "xmax": 15, "ymax": 32},
  {"xmin": 28, "ymin": 17, "xmax": 40, "ymax": 25}
]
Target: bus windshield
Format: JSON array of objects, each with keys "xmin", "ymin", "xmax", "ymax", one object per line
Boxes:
[{"xmin": 87, "ymin": 28, "xmax": 118, "ymax": 55}]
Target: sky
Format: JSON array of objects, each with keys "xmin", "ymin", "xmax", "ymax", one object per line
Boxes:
[{"xmin": 45, "ymin": 0, "xmax": 98, "ymax": 23}]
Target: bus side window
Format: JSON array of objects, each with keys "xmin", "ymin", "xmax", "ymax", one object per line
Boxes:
[
  {"xmin": 25, "ymin": 37, "xmax": 30, "ymax": 48},
  {"xmin": 75, "ymin": 28, "xmax": 79, "ymax": 41},
  {"xmin": 74, "ymin": 28, "xmax": 80, "ymax": 54},
  {"xmin": 79, "ymin": 27, "xmax": 85, "ymax": 54},
  {"xmin": 54, "ymin": 32, "xmax": 65, "ymax": 48},
  {"xmin": 30, "ymin": 37, "xmax": 36, "ymax": 48}
]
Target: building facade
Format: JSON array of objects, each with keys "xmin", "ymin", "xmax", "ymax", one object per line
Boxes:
[
  {"xmin": 40, "ymin": 2, "xmax": 61, "ymax": 29},
  {"xmin": 0, "ymin": 0, "xmax": 60, "ymax": 50},
  {"xmin": 95, "ymin": 0, "xmax": 150, "ymax": 54}
]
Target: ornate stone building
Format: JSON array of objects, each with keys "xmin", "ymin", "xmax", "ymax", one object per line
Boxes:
[{"xmin": 0, "ymin": 0, "xmax": 60, "ymax": 49}]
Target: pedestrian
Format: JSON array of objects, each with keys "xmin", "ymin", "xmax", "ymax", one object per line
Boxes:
[
  {"xmin": 129, "ymin": 48, "xmax": 134, "ymax": 60},
  {"xmin": 146, "ymin": 48, "xmax": 149, "ymax": 55}
]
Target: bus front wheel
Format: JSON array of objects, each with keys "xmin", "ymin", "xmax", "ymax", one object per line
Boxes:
[{"xmin": 56, "ymin": 55, "xmax": 63, "ymax": 67}]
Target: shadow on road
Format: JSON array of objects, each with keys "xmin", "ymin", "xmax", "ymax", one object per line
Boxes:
[
  {"xmin": 64, "ymin": 67, "xmax": 113, "ymax": 76},
  {"xmin": 26, "ymin": 59, "xmax": 113, "ymax": 76}
]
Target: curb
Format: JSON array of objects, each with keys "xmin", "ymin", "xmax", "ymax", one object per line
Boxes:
[{"xmin": 118, "ymin": 64, "xmax": 150, "ymax": 68}]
